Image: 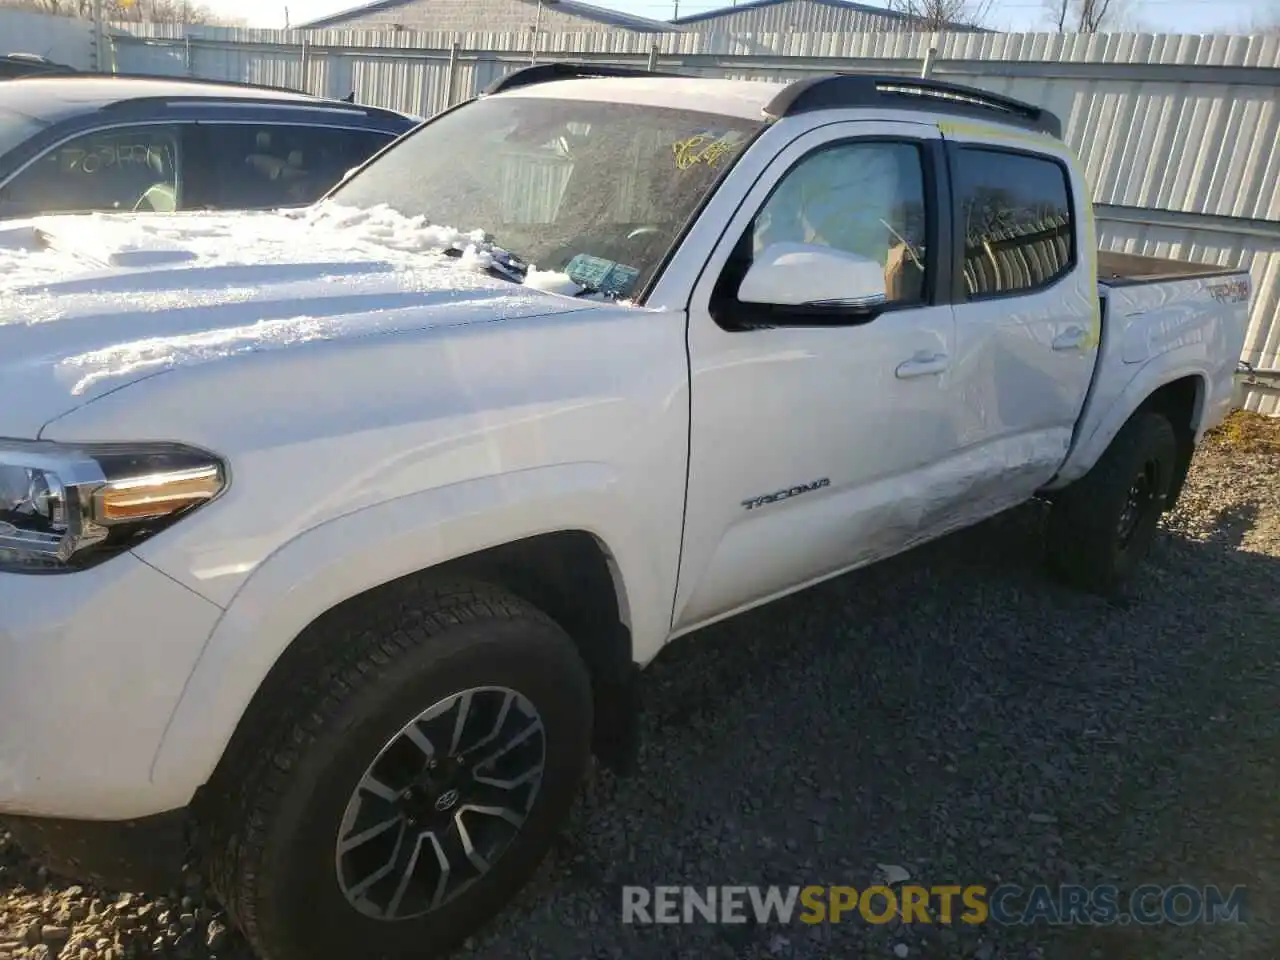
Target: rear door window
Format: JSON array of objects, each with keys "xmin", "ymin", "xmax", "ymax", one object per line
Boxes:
[
  {"xmin": 0, "ymin": 124, "xmax": 184, "ymax": 218},
  {"xmin": 183, "ymin": 123, "xmax": 397, "ymax": 210},
  {"xmin": 951, "ymin": 146, "xmax": 1075, "ymax": 299}
]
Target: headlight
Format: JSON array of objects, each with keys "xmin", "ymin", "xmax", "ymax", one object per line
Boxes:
[{"xmin": 0, "ymin": 440, "xmax": 226, "ymax": 572}]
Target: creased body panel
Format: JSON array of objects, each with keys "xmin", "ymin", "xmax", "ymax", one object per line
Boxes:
[{"xmin": 673, "ymin": 428, "xmax": 1070, "ymax": 636}]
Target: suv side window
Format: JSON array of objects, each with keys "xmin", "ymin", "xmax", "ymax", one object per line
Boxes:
[
  {"xmin": 0, "ymin": 124, "xmax": 183, "ymax": 217},
  {"xmin": 952, "ymin": 147, "xmax": 1075, "ymax": 300},
  {"xmin": 745, "ymin": 140, "xmax": 930, "ymax": 307},
  {"xmin": 184, "ymin": 123, "xmax": 396, "ymax": 210}
]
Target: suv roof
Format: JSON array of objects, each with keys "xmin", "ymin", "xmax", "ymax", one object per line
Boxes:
[
  {"xmin": 485, "ymin": 63, "xmax": 1063, "ymax": 139},
  {"xmin": 0, "ymin": 74, "xmax": 409, "ymax": 126}
]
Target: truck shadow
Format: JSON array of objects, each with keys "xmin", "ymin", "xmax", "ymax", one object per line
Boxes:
[{"xmin": 511, "ymin": 454, "xmax": 1280, "ymax": 960}]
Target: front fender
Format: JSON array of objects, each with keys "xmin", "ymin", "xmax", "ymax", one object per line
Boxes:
[{"xmin": 148, "ymin": 463, "xmax": 665, "ymax": 806}]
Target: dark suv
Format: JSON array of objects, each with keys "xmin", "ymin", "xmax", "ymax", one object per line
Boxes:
[{"xmin": 0, "ymin": 74, "xmax": 418, "ymax": 219}]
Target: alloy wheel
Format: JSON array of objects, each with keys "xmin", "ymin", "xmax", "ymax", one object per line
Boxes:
[{"xmin": 334, "ymin": 686, "xmax": 546, "ymax": 921}]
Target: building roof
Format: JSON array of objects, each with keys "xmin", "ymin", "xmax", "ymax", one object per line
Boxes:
[
  {"xmin": 298, "ymin": 0, "xmax": 681, "ymax": 32},
  {"xmin": 670, "ymin": 0, "xmax": 985, "ymax": 30}
]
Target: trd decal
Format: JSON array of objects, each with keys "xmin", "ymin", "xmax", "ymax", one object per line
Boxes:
[
  {"xmin": 1208, "ymin": 278, "xmax": 1250, "ymax": 304},
  {"xmin": 741, "ymin": 478, "xmax": 831, "ymax": 511}
]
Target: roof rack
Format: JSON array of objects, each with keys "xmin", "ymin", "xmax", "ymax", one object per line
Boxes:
[
  {"xmin": 71, "ymin": 71, "xmax": 320, "ymax": 98},
  {"xmin": 484, "ymin": 61, "xmax": 688, "ymax": 95},
  {"xmin": 765, "ymin": 73, "xmax": 1062, "ymax": 138},
  {"xmin": 479, "ymin": 62, "xmax": 1061, "ymax": 138},
  {"xmin": 96, "ymin": 95, "xmax": 391, "ymax": 119}
]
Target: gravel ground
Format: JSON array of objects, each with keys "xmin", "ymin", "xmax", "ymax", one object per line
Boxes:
[{"xmin": 3, "ymin": 412, "xmax": 1279, "ymax": 960}]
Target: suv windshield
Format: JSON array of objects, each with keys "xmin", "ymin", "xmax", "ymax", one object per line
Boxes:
[{"xmin": 328, "ymin": 94, "xmax": 762, "ymax": 299}]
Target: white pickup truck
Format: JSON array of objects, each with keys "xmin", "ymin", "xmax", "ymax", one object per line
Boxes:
[{"xmin": 0, "ymin": 65, "xmax": 1253, "ymax": 959}]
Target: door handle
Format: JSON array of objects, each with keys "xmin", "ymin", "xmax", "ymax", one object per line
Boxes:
[
  {"xmin": 1052, "ymin": 326, "xmax": 1087, "ymax": 351},
  {"xmin": 895, "ymin": 352, "xmax": 950, "ymax": 379}
]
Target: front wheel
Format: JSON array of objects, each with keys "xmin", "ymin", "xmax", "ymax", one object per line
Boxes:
[
  {"xmin": 203, "ymin": 581, "xmax": 594, "ymax": 960},
  {"xmin": 1046, "ymin": 411, "xmax": 1179, "ymax": 597}
]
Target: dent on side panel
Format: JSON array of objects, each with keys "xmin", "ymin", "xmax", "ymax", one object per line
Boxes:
[
  {"xmin": 675, "ymin": 428, "xmax": 1069, "ymax": 631},
  {"xmin": 1118, "ymin": 285, "xmax": 1214, "ymax": 366}
]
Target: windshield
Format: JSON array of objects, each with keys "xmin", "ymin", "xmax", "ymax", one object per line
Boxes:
[
  {"xmin": 0, "ymin": 108, "xmax": 48, "ymax": 162},
  {"xmin": 328, "ymin": 95, "xmax": 762, "ymax": 299}
]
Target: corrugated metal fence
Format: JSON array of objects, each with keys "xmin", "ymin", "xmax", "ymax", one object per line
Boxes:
[
  {"xmin": 4, "ymin": 11, "xmax": 1280, "ymax": 412},
  {"xmin": 0, "ymin": 8, "xmax": 98, "ymax": 68}
]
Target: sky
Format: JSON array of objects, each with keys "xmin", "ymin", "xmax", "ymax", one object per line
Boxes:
[{"xmin": 205, "ymin": 0, "xmax": 1275, "ymax": 34}]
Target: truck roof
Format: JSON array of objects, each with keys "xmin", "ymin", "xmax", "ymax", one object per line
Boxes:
[
  {"xmin": 486, "ymin": 63, "xmax": 1063, "ymax": 139},
  {"xmin": 492, "ymin": 76, "xmax": 788, "ymax": 122}
]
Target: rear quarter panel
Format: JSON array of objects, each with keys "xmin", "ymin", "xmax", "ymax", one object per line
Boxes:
[{"xmin": 1049, "ymin": 270, "xmax": 1252, "ymax": 487}]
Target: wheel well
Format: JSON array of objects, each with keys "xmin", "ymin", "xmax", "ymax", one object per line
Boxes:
[
  {"xmin": 1138, "ymin": 374, "xmax": 1202, "ymax": 509},
  {"xmin": 202, "ymin": 531, "xmax": 638, "ymax": 810},
  {"xmin": 417, "ymin": 531, "xmax": 639, "ymax": 771}
]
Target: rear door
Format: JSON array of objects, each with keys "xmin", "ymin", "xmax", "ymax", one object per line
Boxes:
[
  {"xmin": 673, "ymin": 120, "xmax": 961, "ymax": 632},
  {"xmin": 940, "ymin": 132, "xmax": 1099, "ymax": 496},
  {"xmin": 181, "ymin": 122, "xmax": 398, "ymax": 211}
]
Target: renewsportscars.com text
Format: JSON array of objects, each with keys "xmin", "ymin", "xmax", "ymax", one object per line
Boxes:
[{"xmin": 621, "ymin": 884, "xmax": 1247, "ymax": 927}]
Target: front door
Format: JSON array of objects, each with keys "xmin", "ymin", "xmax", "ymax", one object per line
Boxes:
[{"xmin": 672, "ymin": 120, "xmax": 962, "ymax": 633}]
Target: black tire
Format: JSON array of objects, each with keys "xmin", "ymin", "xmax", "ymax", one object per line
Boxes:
[
  {"xmin": 202, "ymin": 580, "xmax": 594, "ymax": 960},
  {"xmin": 1046, "ymin": 410, "xmax": 1178, "ymax": 597}
]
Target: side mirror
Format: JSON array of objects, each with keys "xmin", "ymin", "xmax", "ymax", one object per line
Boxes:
[{"xmin": 738, "ymin": 241, "xmax": 887, "ymax": 309}]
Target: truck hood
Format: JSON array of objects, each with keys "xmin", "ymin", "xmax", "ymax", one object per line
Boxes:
[{"xmin": 0, "ymin": 203, "xmax": 599, "ymax": 438}]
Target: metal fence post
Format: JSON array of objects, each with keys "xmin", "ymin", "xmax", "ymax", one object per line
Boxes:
[
  {"xmin": 921, "ymin": 46, "xmax": 937, "ymax": 78},
  {"xmin": 445, "ymin": 40, "xmax": 460, "ymax": 110},
  {"xmin": 92, "ymin": 0, "xmax": 104, "ymax": 72},
  {"xmin": 647, "ymin": 42, "xmax": 658, "ymax": 72}
]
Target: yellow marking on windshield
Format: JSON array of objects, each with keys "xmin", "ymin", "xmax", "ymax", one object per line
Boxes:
[{"xmin": 673, "ymin": 133, "xmax": 739, "ymax": 171}]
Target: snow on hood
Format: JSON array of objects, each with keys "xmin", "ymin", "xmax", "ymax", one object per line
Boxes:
[{"xmin": 0, "ymin": 202, "xmax": 606, "ymax": 436}]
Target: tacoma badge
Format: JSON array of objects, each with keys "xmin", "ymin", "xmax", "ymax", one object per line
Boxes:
[{"xmin": 741, "ymin": 478, "xmax": 831, "ymax": 511}]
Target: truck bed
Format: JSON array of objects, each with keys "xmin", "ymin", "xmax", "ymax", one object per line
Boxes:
[{"xmin": 1096, "ymin": 249, "xmax": 1241, "ymax": 287}]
